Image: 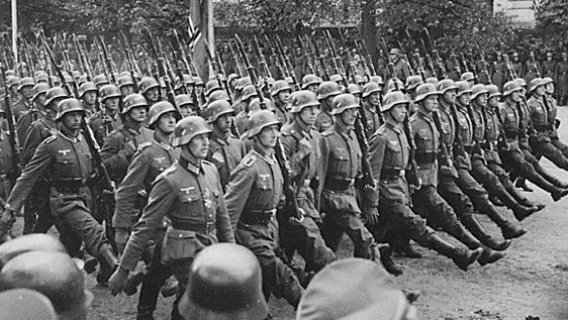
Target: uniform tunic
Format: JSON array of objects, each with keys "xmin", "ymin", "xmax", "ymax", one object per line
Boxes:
[{"xmin": 206, "ymin": 132, "xmax": 246, "ymax": 191}]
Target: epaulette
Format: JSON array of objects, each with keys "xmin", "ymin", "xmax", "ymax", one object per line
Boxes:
[
  {"xmin": 137, "ymin": 141, "xmax": 152, "ymax": 152},
  {"xmin": 321, "ymin": 129, "xmax": 334, "ymax": 137},
  {"xmin": 242, "ymin": 153, "xmax": 257, "ymax": 167},
  {"xmin": 202, "ymin": 159, "xmax": 214, "ymax": 167},
  {"xmin": 44, "ymin": 135, "xmax": 57, "ymax": 144},
  {"xmin": 162, "ymin": 164, "xmax": 178, "ymax": 176},
  {"xmin": 375, "ymin": 126, "xmax": 387, "ymax": 135}
]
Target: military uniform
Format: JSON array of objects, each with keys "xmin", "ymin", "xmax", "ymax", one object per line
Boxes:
[
  {"xmin": 314, "ymin": 109, "xmax": 333, "ymax": 133},
  {"xmin": 546, "ymin": 94, "xmax": 568, "ymax": 158},
  {"xmin": 0, "ymin": 127, "xmax": 16, "ymax": 203},
  {"xmin": 555, "ymin": 59, "xmax": 568, "ymax": 104},
  {"xmin": 12, "ymin": 97, "xmax": 31, "ymax": 121},
  {"xmin": 88, "ymin": 112, "xmax": 122, "ymax": 147},
  {"xmin": 542, "ymin": 59, "xmax": 556, "ymax": 79},
  {"xmin": 234, "ymin": 110, "xmax": 250, "ymax": 137},
  {"xmin": 120, "ymin": 157, "xmax": 234, "ymax": 319},
  {"xmin": 206, "ymin": 131, "xmax": 246, "ymax": 191},
  {"xmin": 5, "ymin": 131, "xmax": 110, "ymax": 258},
  {"xmin": 225, "ymin": 149, "xmax": 304, "ymax": 307},
  {"xmin": 361, "ymin": 100, "xmax": 382, "ymax": 138},
  {"xmin": 274, "ymin": 101, "xmax": 290, "ymax": 125},
  {"xmin": 491, "ymin": 60, "xmax": 507, "ymax": 90}
]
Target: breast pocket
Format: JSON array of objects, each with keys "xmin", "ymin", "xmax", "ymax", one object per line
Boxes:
[
  {"xmin": 54, "ymin": 156, "xmax": 75, "ymax": 177},
  {"xmin": 330, "ymin": 148, "xmax": 350, "ymax": 175},
  {"xmin": 178, "ymin": 191, "xmax": 203, "ymax": 217},
  {"xmin": 415, "ymin": 130, "xmax": 433, "ymax": 150}
]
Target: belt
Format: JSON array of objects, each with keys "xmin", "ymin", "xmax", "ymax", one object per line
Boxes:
[
  {"xmin": 534, "ymin": 124, "xmax": 552, "ymax": 132},
  {"xmin": 240, "ymin": 209, "xmax": 277, "ymax": 225},
  {"xmin": 171, "ymin": 220, "xmax": 216, "ymax": 233},
  {"xmin": 415, "ymin": 152, "xmax": 437, "ymax": 164},
  {"xmin": 381, "ymin": 168, "xmax": 404, "ymax": 180},
  {"xmin": 52, "ymin": 179, "xmax": 87, "ymax": 192},
  {"xmin": 324, "ymin": 178, "xmax": 354, "ymax": 192}
]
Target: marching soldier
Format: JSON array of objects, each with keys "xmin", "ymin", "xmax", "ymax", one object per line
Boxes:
[
  {"xmin": 314, "ymin": 81, "xmax": 341, "ymax": 132},
  {"xmin": 554, "ymin": 52, "xmax": 568, "ymax": 105},
  {"xmin": 234, "ymin": 85, "xmax": 259, "ymax": 135},
  {"xmin": 139, "ymin": 77, "xmax": 162, "ymax": 107},
  {"xmin": 175, "ymin": 94, "xmax": 196, "ymax": 118},
  {"xmin": 541, "ymin": 52, "xmax": 556, "ymax": 80},
  {"xmin": 113, "ymin": 101, "xmax": 180, "ymax": 320},
  {"xmin": 101, "ymin": 93, "xmax": 153, "ymax": 186},
  {"xmin": 389, "ymin": 48, "xmax": 411, "ymax": 81},
  {"xmin": 224, "ymin": 110, "xmax": 304, "ymax": 308},
  {"xmin": 368, "ymin": 90, "xmax": 483, "ymax": 271},
  {"xmin": 108, "ymin": 116, "xmax": 235, "ymax": 320},
  {"xmin": 271, "ymin": 80, "xmax": 293, "ymax": 124},
  {"xmin": 0, "ymin": 107, "xmax": 16, "ymax": 204},
  {"xmin": 78, "ymin": 82, "xmax": 98, "ymax": 118},
  {"xmin": 1, "ymin": 98, "xmax": 119, "ymax": 279},
  {"xmin": 360, "ymin": 82, "xmax": 383, "ymax": 138},
  {"xmin": 543, "ymin": 77, "xmax": 568, "ymax": 159},
  {"xmin": 12, "ymin": 77, "xmax": 35, "ymax": 121},
  {"xmin": 118, "ymin": 74, "xmax": 136, "ymax": 97},
  {"xmin": 93, "ymin": 74, "xmax": 110, "ymax": 90},
  {"xmin": 89, "ymin": 84, "xmax": 123, "ymax": 146},
  {"xmin": 204, "ymin": 100, "xmax": 246, "ymax": 191},
  {"xmin": 301, "ymin": 74, "xmax": 322, "ymax": 93},
  {"xmin": 15, "ymin": 82, "xmax": 50, "ymax": 151}
]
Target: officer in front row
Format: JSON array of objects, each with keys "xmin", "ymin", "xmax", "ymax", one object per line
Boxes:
[
  {"xmin": 108, "ymin": 116, "xmax": 235, "ymax": 320},
  {"xmin": 1, "ymin": 98, "xmax": 119, "ymax": 278}
]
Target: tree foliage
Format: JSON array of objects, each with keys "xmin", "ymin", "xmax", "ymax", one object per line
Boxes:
[{"xmin": 533, "ymin": 0, "xmax": 568, "ymax": 48}]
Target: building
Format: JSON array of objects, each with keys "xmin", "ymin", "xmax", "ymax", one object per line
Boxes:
[{"xmin": 494, "ymin": 0, "xmax": 536, "ymax": 28}]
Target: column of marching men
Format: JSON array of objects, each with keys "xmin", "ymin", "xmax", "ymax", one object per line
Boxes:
[{"xmin": 2, "ymin": 46, "xmax": 568, "ymax": 320}]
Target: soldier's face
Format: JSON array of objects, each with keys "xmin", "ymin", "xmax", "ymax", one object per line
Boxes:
[
  {"xmin": 121, "ymin": 85, "xmax": 134, "ymax": 97},
  {"xmin": 129, "ymin": 106, "xmax": 147, "ymax": 123},
  {"xmin": 105, "ymin": 97, "xmax": 120, "ymax": 110},
  {"xmin": 368, "ymin": 92, "xmax": 381, "ymax": 105},
  {"xmin": 257, "ymin": 124, "xmax": 280, "ymax": 148},
  {"xmin": 215, "ymin": 114, "xmax": 233, "ymax": 133},
  {"xmin": 475, "ymin": 93, "xmax": 488, "ymax": 106},
  {"xmin": 339, "ymin": 107, "xmax": 358, "ymax": 126},
  {"xmin": 457, "ymin": 93, "xmax": 470, "ymax": 105},
  {"xmin": 299, "ymin": 105, "xmax": 319, "ymax": 126},
  {"xmin": 389, "ymin": 104, "xmax": 407, "ymax": 123},
  {"xmin": 546, "ymin": 83, "xmax": 555, "ymax": 94},
  {"xmin": 84, "ymin": 91, "xmax": 97, "ymax": 105},
  {"xmin": 195, "ymin": 85, "xmax": 204, "ymax": 95},
  {"xmin": 488, "ymin": 96, "xmax": 500, "ymax": 108},
  {"xmin": 187, "ymin": 133, "xmax": 210, "ymax": 159},
  {"xmin": 443, "ymin": 89, "xmax": 457, "ymax": 104},
  {"xmin": 423, "ymin": 95, "xmax": 438, "ymax": 112},
  {"xmin": 21, "ymin": 86, "xmax": 33, "ymax": 99},
  {"xmin": 306, "ymin": 84, "xmax": 319, "ymax": 93},
  {"xmin": 157, "ymin": 111, "xmax": 177, "ymax": 134},
  {"xmin": 180, "ymin": 106, "xmax": 192, "ymax": 118},
  {"xmin": 510, "ymin": 91, "xmax": 521, "ymax": 102},
  {"xmin": 277, "ymin": 90, "xmax": 291, "ymax": 104},
  {"xmin": 35, "ymin": 93, "xmax": 47, "ymax": 107},
  {"xmin": 535, "ymin": 86, "xmax": 546, "ymax": 96},
  {"xmin": 145, "ymin": 88, "xmax": 160, "ymax": 102},
  {"xmin": 63, "ymin": 111, "xmax": 84, "ymax": 130}
]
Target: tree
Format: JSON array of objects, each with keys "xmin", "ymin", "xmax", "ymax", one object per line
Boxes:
[{"xmin": 533, "ymin": 0, "xmax": 568, "ymax": 49}]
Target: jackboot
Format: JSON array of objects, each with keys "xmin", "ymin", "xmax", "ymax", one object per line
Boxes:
[
  {"xmin": 427, "ymin": 234, "xmax": 483, "ymax": 271},
  {"xmin": 551, "ymin": 187, "xmax": 568, "ymax": 202},
  {"xmin": 484, "ymin": 206, "xmax": 527, "ymax": 239},
  {"xmin": 512, "ymin": 204, "xmax": 539, "ymax": 222},
  {"xmin": 136, "ymin": 306, "xmax": 155, "ymax": 320},
  {"xmin": 371, "ymin": 243, "xmax": 403, "ymax": 276},
  {"xmin": 77, "ymin": 249, "xmax": 98, "ymax": 274},
  {"xmin": 96, "ymin": 243, "xmax": 119, "ymax": 286},
  {"xmin": 392, "ymin": 236, "xmax": 423, "ymax": 259},
  {"xmin": 445, "ymin": 223, "xmax": 505, "ymax": 264},
  {"xmin": 477, "ymin": 245, "xmax": 505, "ymax": 266},
  {"xmin": 460, "ymin": 214, "xmax": 511, "ymax": 251},
  {"xmin": 515, "ymin": 178, "xmax": 533, "ymax": 192}
]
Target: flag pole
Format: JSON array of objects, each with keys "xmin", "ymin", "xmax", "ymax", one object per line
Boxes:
[{"xmin": 12, "ymin": 0, "xmax": 18, "ymax": 65}]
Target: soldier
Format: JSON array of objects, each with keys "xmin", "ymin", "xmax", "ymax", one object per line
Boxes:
[
  {"xmin": 78, "ymin": 82, "xmax": 98, "ymax": 118},
  {"xmin": 205, "ymin": 79, "xmax": 222, "ymax": 98},
  {"xmin": 118, "ymin": 74, "xmax": 136, "ymax": 97},
  {"xmin": 113, "ymin": 101, "xmax": 180, "ymax": 319},
  {"xmin": 435, "ymin": 80, "xmax": 527, "ymax": 241},
  {"xmin": 93, "ymin": 74, "xmax": 110, "ymax": 91},
  {"xmin": 301, "ymin": 74, "xmax": 322, "ymax": 93},
  {"xmin": 15, "ymin": 82, "xmax": 50, "ymax": 150},
  {"xmin": 360, "ymin": 82, "xmax": 383, "ymax": 138},
  {"xmin": 175, "ymin": 94, "xmax": 195, "ymax": 118},
  {"xmin": 347, "ymin": 83, "xmax": 362, "ymax": 103},
  {"xmin": 279, "ymin": 91, "xmax": 337, "ymax": 275},
  {"xmin": 523, "ymin": 53, "xmax": 540, "ymax": 84},
  {"xmin": 368, "ymin": 90, "xmax": 483, "ymax": 271},
  {"xmin": 224, "ymin": 110, "xmax": 304, "ymax": 308},
  {"xmin": 543, "ymin": 77, "xmax": 568, "ymax": 159},
  {"xmin": 1, "ymin": 98, "xmax": 119, "ymax": 278},
  {"xmin": 0, "ymin": 107, "xmax": 16, "ymax": 205},
  {"xmin": 139, "ymin": 77, "xmax": 161, "ymax": 107},
  {"xmin": 541, "ymin": 52, "xmax": 556, "ymax": 80},
  {"xmin": 89, "ymin": 84, "xmax": 123, "ymax": 146},
  {"xmin": 554, "ymin": 52, "xmax": 568, "ymax": 106},
  {"xmin": 108, "ymin": 116, "xmax": 235, "ymax": 320},
  {"xmin": 177, "ymin": 243, "xmax": 268, "ymax": 320},
  {"xmin": 234, "ymin": 85, "xmax": 259, "ymax": 135},
  {"xmin": 390, "ymin": 48, "xmax": 411, "ymax": 81},
  {"xmin": 4, "ymin": 76, "xmax": 20, "ymax": 107},
  {"xmin": 12, "ymin": 77, "xmax": 35, "ymax": 121},
  {"xmin": 204, "ymin": 100, "xmax": 246, "ymax": 191},
  {"xmin": 498, "ymin": 80, "xmax": 568, "ymax": 200},
  {"xmin": 271, "ymin": 80, "xmax": 293, "ymax": 125},
  {"xmin": 510, "ymin": 52, "xmax": 523, "ymax": 79},
  {"xmin": 0, "ymin": 251, "xmax": 94, "ymax": 320},
  {"xmin": 314, "ymin": 81, "xmax": 341, "ymax": 132},
  {"xmin": 461, "ymin": 72, "xmax": 475, "ymax": 87},
  {"xmin": 101, "ymin": 93, "xmax": 153, "ymax": 186}
]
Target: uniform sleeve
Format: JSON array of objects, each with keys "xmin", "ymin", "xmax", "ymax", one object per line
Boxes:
[
  {"xmin": 224, "ymin": 165, "xmax": 254, "ymax": 231},
  {"xmin": 281, "ymin": 134, "xmax": 306, "ymax": 180},
  {"xmin": 368, "ymin": 134, "xmax": 387, "ymax": 184},
  {"xmin": 119, "ymin": 175, "xmax": 174, "ymax": 271},
  {"xmin": 113, "ymin": 150, "xmax": 150, "ymax": 230},
  {"xmin": 214, "ymin": 175, "xmax": 235, "ymax": 243},
  {"xmin": 6, "ymin": 140, "xmax": 53, "ymax": 212},
  {"xmin": 101, "ymin": 132, "xmax": 129, "ymax": 182},
  {"xmin": 21, "ymin": 124, "xmax": 42, "ymax": 165},
  {"xmin": 316, "ymin": 135, "xmax": 330, "ymax": 202}
]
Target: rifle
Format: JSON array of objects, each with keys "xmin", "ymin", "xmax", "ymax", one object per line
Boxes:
[
  {"xmin": 119, "ymin": 31, "xmax": 139, "ymax": 93},
  {"xmin": 74, "ymin": 35, "xmax": 93, "ymax": 81},
  {"xmin": 477, "ymin": 49, "xmax": 492, "ymax": 85},
  {"xmin": 40, "ymin": 34, "xmax": 76, "ymax": 98},
  {"xmin": 264, "ymin": 35, "xmax": 287, "ymax": 81},
  {"xmin": 432, "ymin": 111, "xmax": 454, "ymax": 172},
  {"xmin": 276, "ymin": 35, "xmax": 300, "ymax": 91},
  {"xmin": 21, "ymin": 38, "xmax": 35, "ymax": 78},
  {"xmin": 530, "ymin": 51, "xmax": 541, "ymax": 78},
  {"xmin": 296, "ymin": 35, "xmax": 314, "ymax": 75},
  {"xmin": 0, "ymin": 51, "xmax": 22, "ymax": 177}
]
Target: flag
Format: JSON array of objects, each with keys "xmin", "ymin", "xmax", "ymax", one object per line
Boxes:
[{"xmin": 189, "ymin": 0, "xmax": 213, "ymax": 81}]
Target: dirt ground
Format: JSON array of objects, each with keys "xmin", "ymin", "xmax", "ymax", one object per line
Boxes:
[{"xmin": 16, "ymin": 110, "xmax": 568, "ymax": 320}]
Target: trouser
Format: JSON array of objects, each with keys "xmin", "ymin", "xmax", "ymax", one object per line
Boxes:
[
  {"xmin": 470, "ymin": 159, "xmax": 521, "ymax": 210},
  {"xmin": 486, "ymin": 162, "xmax": 529, "ymax": 204},
  {"xmin": 170, "ymin": 258, "xmax": 193, "ymax": 320},
  {"xmin": 25, "ymin": 180, "xmax": 53, "ymax": 234},
  {"xmin": 235, "ymin": 220, "xmax": 303, "ymax": 308},
  {"xmin": 530, "ymin": 137, "xmax": 568, "ymax": 171},
  {"xmin": 551, "ymin": 136, "xmax": 568, "ymax": 158},
  {"xmin": 501, "ymin": 146, "xmax": 559, "ymax": 193},
  {"xmin": 321, "ymin": 208, "xmax": 375, "ymax": 259}
]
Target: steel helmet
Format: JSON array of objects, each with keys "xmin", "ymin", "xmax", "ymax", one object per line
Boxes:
[
  {"xmin": 205, "ymin": 79, "xmax": 222, "ymax": 97},
  {"xmin": 289, "ymin": 90, "xmax": 320, "ymax": 113},
  {"xmin": 6, "ymin": 76, "xmax": 20, "ymax": 89},
  {"xmin": 470, "ymin": 84, "xmax": 489, "ymax": 100},
  {"xmin": 148, "ymin": 101, "xmax": 180, "ymax": 128},
  {"xmin": 208, "ymin": 90, "xmax": 230, "ymax": 103},
  {"xmin": 248, "ymin": 98, "xmax": 275, "ymax": 113},
  {"xmin": 193, "ymin": 76, "xmax": 205, "ymax": 86},
  {"xmin": 414, "ymin": 83, "xmax": 440, "ymax": 103},
  {"xmin": 72, "ymin": 70, "xmax": 81, "ymax": 81},
  {"xmin": 259, "ymin": 77, "xmax": 275, "ymax": 90},
  {"xmin": 503, "ymin": 80, "xmax": 522, "ymax": 96},
  {"xmin": 175, "ymin": 74, "xmax": 194, "ymax": 91},
  {"xmin": 301, "ymin": 74, "xmax": 322, "ymax": 89},
  {"xmin": 426, "ymin": 77, "xmax": 439, "ymax": 86},
  {"xmin": 437, "ymin": 79, "xmax": 458, "ymax": 94},
  {"xmin": 93, "ymin": 74, "xmax": 109, "ymax": 87},
  {"xmin": 330, "ymin": 93, "xmax": 359, "ymax": 115},
  {"xmin": 243, "ymin": 110, "xmax": 280, "ymax": 139},
  {"xmin": 175, "ymin": 94, "xmax": 194, "ymax": 107},
  {"xmin": 45, "ymin": 87, "xmax": 69, "ymax": 108},
  {"xmin": 78, "ymin": 82, "xmax": 97, "ymax": 99},
  {"xmin": 316, "ymin": 81, "xmax": 342, "ymax": 100},
  {"xmin": 227, "ymin": 73, "xmax": 240, "ymax": 85},
  {"xmin": 5, "ymin": 69, "xmax": 15, "ymax": 77},
  {"xmin": 455, "ymin": 81, "xmax": 472, "ymax": 96},
  {"xmin": 0, "ymin": 251, "xmax": 93, "ymax": 320},
  {"xmin": 172, "ymin": 116, "xmax": 212, "ymax": 147},
  {"xmin": 0, "ymin": 234, "xmax": 66, "ymax": 269},
  {"xmin": 204, "ymin": 100, "xmax": 234, "ymax": 123},
  {"xmin": 62, "ymin": 73, "xmax": 74, "ymax": 85},
  {"xmin": 0, "ymin": 289, "xmax": 58, "ymax": 320},
  {"xmin": 486, "ymin": 84, "xmax": 501, "ymax": 99},
  {"xmin": 370, "ymin": 75, "xmax": 384, "ymax": 85},
  {"xmin": 99, "ymin": 84, "xmax": 121, "ymax": 102},
  {"xmin": 36, "ymin": 71, "xmax": 49, "ymax": 83},
  {"xmin": 381, "ymin": 91, "xmax": 409, "ymax": 112},
  {"xmin": 139, "ymin": 77, "xmax": 160, "ymax": 95},
  {"xmin": 362, "ymin": 82, "xmax": 382, "ymax": 99},
  {"xmin": 542, "ymin": 77, "xmax": 554, "ymax": 86},
  {"xmin": 386, "ymin": 78, "xmax": 405, "ymax": 93},
  {"xmin": 528, "ymin": 77, "xmax": 546, "ymax": 92},
  {"xmin": 241, "ymin": 85, "xmax": 258, "ymax": 101},
  {"xmin": 235, "ymin": 77, "xmax": 252, "ymax": 91},
  {"xmin": 405, "ymin": 75, "xmax": 423, "ymax": 90},
  {"xmin": 117, "ymin": 75, "xmax": 135, "ymax": 89},
  {"xmin": 515, "ymin": 78, "xmax": 527, "ymax": 88},
  {"xmin": 461, "ymin": 72, "xmax": 475, "ymax": 82},
  {"xmin": 330, "ymin": 74, "xmax": 343, "ymax": 83},
  {"xmin": 354, "ymin": 74, "xmax": 365, "ymax": 85},
  {"xmin": 271, "ymin": 80, "xmax": 292, "ymax": 97},
  {"xmin": 31, "ymin": 83, "xmax": 50, "ymax": 102},
  {"xmin": 178, "ymin": 243, "xmax": 268, "ymax": 320},
  {"xmin": 77, "ymin": 75, "xmax": 88, "ymax": 86},
  {"xmin": 347, "ymin": 84, "xmax": 362, "ymax": 95},
  {"xmin": 55, "ymin": 98, "xmax": 85, "ymax": 121},
  {"xmin": 122, "ymin": 94, "xmax": 148, "ymax": 114},
  {"xmin": 17, "ymin": 77, "xmax": 35, "ymax": 91}
]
